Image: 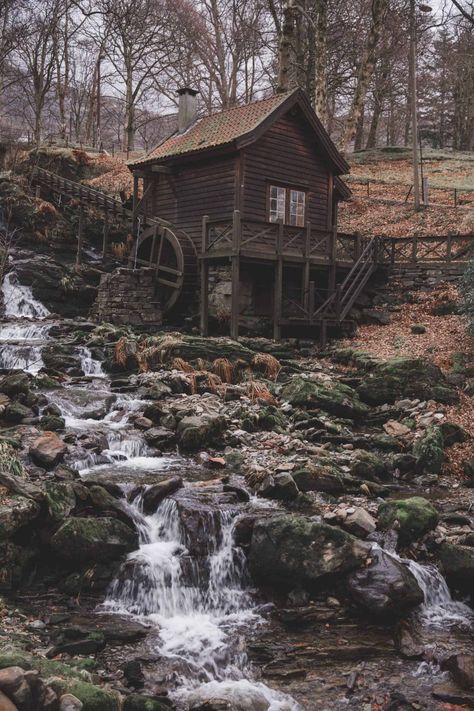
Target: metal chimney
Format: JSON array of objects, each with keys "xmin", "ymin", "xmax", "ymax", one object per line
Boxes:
[{"xmin": 177, "ymin": 87, "xmax": 199, "ymax": 133}]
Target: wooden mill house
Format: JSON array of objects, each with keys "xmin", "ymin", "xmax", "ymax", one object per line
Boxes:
[{"xmin": 127, "ymin": 87, "xmax": 355, "ymax": 339}]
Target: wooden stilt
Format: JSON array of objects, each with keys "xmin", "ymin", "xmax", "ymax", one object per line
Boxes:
[
  {"xmin": 76, "ymin": 209, "xmax": 84, "ymax": 268},
  {"xmin": 273, "ymin": 221, "xmax": 284, "ymax": 340},
  {"xmin": 132, "ymin": 173, "xmax": 139, "ymax": 238},
  {"xmin": 200, "ymin": 215, "xmax": 209, "ymax": 336},
  {"xmin": 303, "ymin": 221, "xmax": 311, "ymax": 311},
  {"xmin": 102, "ymin": 210, "xmax": 109, "ymax": 260},
  {"xmin": 320, "ymin": 319, "xmax": 328, "ymax": 347},
  {"xmin": 230, "ymin": 210, "xmax": 241, "ymax": 340}
]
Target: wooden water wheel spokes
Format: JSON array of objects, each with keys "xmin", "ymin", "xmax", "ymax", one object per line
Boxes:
[{"xmin": 130, "ymin": 221, "xmax": 197, "ymax": 313}]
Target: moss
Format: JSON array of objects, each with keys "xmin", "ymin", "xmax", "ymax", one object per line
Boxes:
[
  {"xmin": 350, "ymin": 450, "xmax": 390, "ymax": 481},
  {"xmin": 281, "ymin": 377, "xmax": 369, "ymax": 419},
  {"xmin": 378, "ymin": 497, "xmax": 439, "ymax": 545},
  {"xmin": 50, "ymin": 517, "xmax": 138, "ymax": 563},
  {"xmin": 70, "ymin": 681, "xmax": 120, "ymax": 711},
  {"xmin": 123, "ymin": 695, "xmax": 170, "ymax": 711},
  {"xmin": 413, "ymin": 426, "xmax": 444, "ymax": 474},
  {"xmin": 45, "ymin": 482, "xmax": 76, "ymax": 523}
]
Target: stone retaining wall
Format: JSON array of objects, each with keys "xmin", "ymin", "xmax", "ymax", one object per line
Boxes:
[{"xmin": 95, "ymin": 268, "xmax": 162, "ymax": 326}]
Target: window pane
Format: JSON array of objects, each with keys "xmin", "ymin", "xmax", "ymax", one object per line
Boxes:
[
  {"xmin": 269, "ymin": 185, "xmax": 286, "ymax": 223},
  {"xmin": 289, "ymin": 190, "xmax": 305, "ymax": 226}
]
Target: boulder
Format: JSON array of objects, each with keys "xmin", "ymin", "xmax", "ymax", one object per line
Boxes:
[
  {"xmin": 0, "ymin": 373, "xmax": 30, "ymax": 397},
  {"xmin": 257, "ymin": 473, "xmax": 299, "ymax": 501},
  {"xmin": 40, "ymin": 415, "xmax": 65, "ymax": 432},
  {"xmin": 29, "ymin": 432, "xmax": 67, "ymax": 469},
  {"xmin": 0, "ymin": 667, "xmax": 25, "ymax": 696},
  {"xmin": 68, "ymin": 682, "xmax": 119, "ymax": 711},
  {"xmin": 357, "ymin": 357, "xmax": 457, "ymax": 405},
  {"xmin": 439, "ymin": 543, "xmax": 474, "ymax": 590},
  {"xmin": 350, "ymin": 450, "xmax": 390, "ymax": 482},
  {"xmin": 0, "ymin": 690, "xmax": 17, "ymax": 711},
  {"xmin": 440, "ymin": 421, "xmax": 470, "ymax": 447},
  {"xmin": 347, "ymin": 547, "xmax": 423, "ymax": 617},
  {"xmin": 143, "ymin": 427, "xmax": 175, "ymax": 448},
  {"xmin": 343, "ymin": 508, "xmax": 376, "ymax": 538},
  {"xmin": 0, "ymin": 542, "xmax": 36, "ymax": 592},
  {"xmin": 413, "ymin": 426, "xmax": 444, "ymax": 474},
  {"xmin": 50, "ymin": 517, "xmax": 138, "ymax": 563},
  {"xmin": 122, "ymin": 694, "xmax": 170, "ymax": 711},
  {"xmin": 377, "ymin": 497, "xmax": 439, "ymax": 546},
  {"xmin": 44, "ymin": 483, "xmax": 76, "ymax": 524},
  {"xmin": 444, "ymin": 654, "xmax": 474, "ymax": 690},
  {"xmin": 249, "ymin": 514, "xmax": 369, "ymax": 588},
  {"xmin": 281, "ymin": 377, "xmax": 369, "ymax": 419},
  {"xmin": 142, "ymin": 477, "xmax": 183, "ymax": 514},
  {"xmin": 0, "ymin": 498, "xmax": 40, "ymax": 538},
  {"xmin": 4, "ymin": 402, "xmax": 32, "ymax": 424},
  {"xmin": 60, "ymin": 694, "xmax": 83, "ymax": 711},
  {"xmin": 293, "ymin": 466, "xmax": 346, "ymax": 495},
  {"xmin": 177, "ymin": 414, "xmax": 226, "ymax": 452}
]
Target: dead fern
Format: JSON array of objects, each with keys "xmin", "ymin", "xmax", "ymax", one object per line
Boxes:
[
  {"xmin": 252, "ymin": 353, "xmax": 281, "ymax": 381},
  {"xmin": 246, "ymin": 381, "xmax": 277, "ymax": 405},
  {"xmin": 213, "ymin": 357, "xmax": 234, "ymax": 383},
  {"xmin": 115, "ymin": 335, "xmax": 129, "ymax": 367},
  {"xmin": 207, "ymin": 373, "xmax": 222, "ymax": 392},
  {"xmin": 172, "ymin": 357, "xmax": 195, "ymax": 373}
]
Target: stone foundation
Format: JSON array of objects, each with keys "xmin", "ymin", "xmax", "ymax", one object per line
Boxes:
[{"xmin": 94, "ymin": 268, "xmax": 162, "ymax": 326}]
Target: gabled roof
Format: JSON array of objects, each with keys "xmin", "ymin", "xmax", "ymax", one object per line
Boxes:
[{"xmin": 129, "ymin": 89, "xmax": 350, "ymax": 175}]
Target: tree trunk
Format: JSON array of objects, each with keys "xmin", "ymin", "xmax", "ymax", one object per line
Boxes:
[
  {"xmin": 277, "ymin": 0, "xmax": 296, "ymax": 93},
  {"xmin": 314, "ymin": 0, "xmax": 328, "ymax": 126},
  {"xmin": 338, "ymin": 0, "xmax": 388, "ymax": 152},
  {"xmin": 353, "ymin": 106, "xmax": 365, "ymax": 151},
  {"xmin": 366, "ymin": 100, "xmax": 382, "ymax": 148}
]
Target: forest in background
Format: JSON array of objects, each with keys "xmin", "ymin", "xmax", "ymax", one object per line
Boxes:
[{"xmin": 0, "ymin": 0, "xmax": 473, "ymax": 154}]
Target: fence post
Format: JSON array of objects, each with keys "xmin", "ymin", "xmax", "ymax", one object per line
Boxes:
[
  {"xmin": 422, "ymin": 177, "xmax": 429, "ymax": 206},
  {"xmin": 411, "ymin": 237, "xmax": 418, "ymax": 263},
  {"xmin": 447, "ymin": 234, "xmax": 452, "ymax": 262},
  {"xmin": 308, "ymin": 280, "xmax": 315, "ymax": 323}
]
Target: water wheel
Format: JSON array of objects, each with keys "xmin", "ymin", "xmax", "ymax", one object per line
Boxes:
[{"xmin": 129, "ymin": 222, "xmax": 197, "ymax": 313}]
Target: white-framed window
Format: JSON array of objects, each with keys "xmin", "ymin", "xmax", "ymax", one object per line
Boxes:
[
  {"xmin": 269, "ymin": 185, "xmax": 306, "ymax": 226},
  {"xmin": 289, "ymin": 189, "xmax": 305, "ymax": 227},
  {"xmin": 269, "ymin": 185, "xmax": 286, "ymax": 223}
]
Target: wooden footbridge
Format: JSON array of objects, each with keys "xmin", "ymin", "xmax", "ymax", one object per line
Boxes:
[{"xmin": 32, "ymin": 166, "xmax": 473, "ymax": 340}]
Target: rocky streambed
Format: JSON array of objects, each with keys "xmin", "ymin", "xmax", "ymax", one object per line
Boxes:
[{"xmin": 0, "ymin": 265, "xmax": 474, "ymax": 711}]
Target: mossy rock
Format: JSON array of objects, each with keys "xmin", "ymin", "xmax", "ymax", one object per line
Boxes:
[
  {"xmin": 50, "ymin": 517, "xmax": 138, "ymax": 563},
  {"xmin": 0, "ymin": 372, "xmax": 31, "ymax": 397},
  {"xmin": 45, "ymin": 482, "xmax": 76, "ymax": 524},
  {"xmin": 439, "ymin": 543, "xmax": 474, "ymax": 590},
  {"xmin": 413, "ymin": 426, "xmax": 444, "ymax": 474},
  {"xmin": 177, "ymin": 414, "xmax": 226, "ymax": 452},
  {"xmin": 69, "ymin": 681, "xmax": 120, "ymax": 711},
  {"xmin": 0, "ymin": 651, "xmax": 33, "ymax": 670},
  {"xmin": 249, "ymin": 514, "xmax": 369, "ymax": 588},
  {"xmin": 281, "ymin": 377, "xmax": 369, "ymax": 419},
  {"xmin": 357, "ymin": 357, "xmax": 457, "ymax": 405},
  {"xmin": 378, "ymin": 497, "xmax": 439, "ymax": 545},
  {"xmin": 350, "ymin": 450, "xmax": 390, "ymax": 481},
  {"xmin": 440, "ymin": 421, "xmax": 470, "ymax": 447},
  {"xmin": 331, "ymin": 348, "xmax": 379, "ymax": 371},
  {"xmin": 123, "ymin": 694, "xmax": 170, "ymax": 711},
  {"xmin": 40, "ymin": 415, "xmax": 65, "ymax": 431},
  {"xmin": 293, "ymin": 466, "xmax": 346, "ymax": 495},
  {"xmin": 4, "ymin": 401, "xmax": 32, "ymax": 423}
]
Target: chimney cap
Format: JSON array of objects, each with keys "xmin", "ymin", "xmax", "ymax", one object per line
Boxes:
[{"xmin": 177, "ymin": 87, "xmax": 199, "ymax": 97}]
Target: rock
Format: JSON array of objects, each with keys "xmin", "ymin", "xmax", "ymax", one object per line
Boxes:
[
  {"xmin": 431, "ymin": 682, "xmax": 474, "ymax": 706},
  {"xmin": 350, "ymin": 450, "xmax": 390, "ymax": 482},
  {"xmin": 174, "ymin": 495, "xmax": 222, "ymax": 557},
  {"xmin": 410, "ymin": 324, "xmax": 426, "ymax": 334},
  {"xmin": 343, "ymin": 508, "xmax": 376, "ymax": 538},
  {"xmin": 47, "ymin": 638, "xmax": 106, "ymax": 658},
  {"xmin": 444, "ymin": 654, "xmax": 474, "ymax": 690},
  {"xmin": 134, "ymin": 417, "xmax": 153, "ymax": 430},
  {"xmin": 358, "ymin": 357, "xmax": 457, "ymax": 405},
  {"xmin": 142, "ymin": 477, "xmax": 183, "ymax": 514},
  {"xmin": 122, "ymin": 661, "xmax": 144, "ymax": 689},
  {"xmin": 3, "ymin": 402, "xmax": 32, "ymax": 424},
  {"xmin": 347, "ymin": 547, "xmax": 423, "ymax": 617},
  {"xmin": 39, "ymin": 415, "xmax": 65, "ymax": 432},
  {"xmin": 249, "ymin": 514, "xmax": 369, "ymax": 588},
  {"xmin": 122, "ymin": 694, "xmax": 170, "ymax": 711},
  {"xmin": 0, "ymin": 690, "xmax": 18, "ymax": 711},
  {"xmin": 413, "ymin": 426, "xmax": 444, "ymax": 474},
  {"xmin": 281, "ymin": 377, "xmax": 369, "ymax": 419},
  {"xmin": 394, "ymin": 622, "xmax": 425, "ymax": 658},
  {"xmin": 0, "ymin": 667, "xmax": 25, "ymax": 696},
  {"xmin": 7, "ymin": 678, "xmax": 31, "ymax": 711},
  {"xmin": 44, "ymin": 483, "xmax": 76, "ymax": 524},
  {"xmin": 0, "ymin": 498, "xmax": 40, "ymax": 538},
  {"xmin": 258, "ymin": 473, "xmax": 299, "ymax": 502},
  {"xmin": 292, "ymin": 466, "xmax": 346, "ymax": 495},
  {"xmin": 377, "ymin": 497, "xmax": 439, "ymax": 546},
  {"xmin": 439, "ymin": 543, "xmax": 474, "ymax": 589},
  {"xmin": 383, "ymin": 420, "xmax": 411, "ymax": 437},
  {"xmin": 59, "ymin": 694, "xmax": 83, "ymax": 711},
  {"xmin": 177, "ymin": 414, "xmax": 226, "ymax": 452},
  {"xmin": 50, "ymin": 517, "xmax": 138, "ymax": 563},
  {"xmin": 143, "ymin": 428, "xmax": 175, "ymax": 448},
  {"xmin": 68, "ymin": 682, "xmax": 119, "ymax": 711},
  {"xmin": 440, "ymin": 421, "xmax": 470, "ymax": 447},
  {"xmin": 392, "ymin": 453, "xmax": 417, "ymax": 474},
  {"xmin": 0, "ymin": 542, "xmax": 36, "ymax": 592},
  {"xmin": 0, "ymin": 373, "xmax": 30, "ymax": 397},
  {"xmin": 29, "ymin": 433, "xmax": 67, "ymax": 469}
]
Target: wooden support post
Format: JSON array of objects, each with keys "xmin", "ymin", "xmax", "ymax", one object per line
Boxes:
[
  {"xmin": 447, "ymin": 234, "xmax": 452, "ymax": 262},
  {"xmin": 422, "ymin": 177, "xmax": 429, "ymax": 205},
  {"xmin": 355, "ymin": 233, "xmax": 362, "ymax": 261},
  {"xmin": 303, "ymin": 221, "xmax": 311, "ymax": 311},
  {"xmin": 102, "ymin": 210, "xmax": 108, "ymax": 260},
  {"xmin": 309, "ymin": 280, "xmax": 315, "ymax": 323},
  {"xmin": 320, "ymin": 319, "xmax": 327, "ymax": 347},
  {"xmin": 76, "ymin": 209, "xmax": 84, "ymax": 268},
  {"xmin": 132, "ymin": 173, "xmax": 139, "ymax": 238},
  {"xmin": 230, "ymin": 210, "xmax": 241, "ymax": 340},
  {"xmin": 329, "ymin": 226, "xmax": 337, "ymax": 293},
  {"xmin": 200, "ymin": 215, "xmax": 209, "ymax": 337},
  {"xmin": 273, "ymin": 221, "xmax": 284, "ymax": 340},
  {"xmin": 335, "ymin": 284, "xmax": 342, "ymax": 320},
  {"xmin": 35, "ymin": 185, "xmax": 41, "ymax": 199},
  {"xmin": 411, "ymin": 236, "xmax": 418, "ymax": 263}
]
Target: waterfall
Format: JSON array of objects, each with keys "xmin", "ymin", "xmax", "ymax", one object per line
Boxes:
[
  {"xmin": 2, "ymin": 271, "xmax": 50, "ymax": 319},
  {"xmin": 102, "ymin": 495, "xmax": 299, "ymax": 710},
  {"xmin": 77, "ymin": 346, "xmax": 105, "ymax": 377},
  {"xmin": 406, "ymin": 559, "xmax": 473, "ymax": 628}
]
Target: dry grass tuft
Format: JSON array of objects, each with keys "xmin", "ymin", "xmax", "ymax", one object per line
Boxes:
[
  {"xmin": 172, "ymin": 357, "xmax": 194, "ymax": 373},
  {"xmin": 115, "ymin": 335, "xmax": 129, "ymax": 367},
  {"xmin": 246, "ymin": 381, "xmax": 277, "ymax": 404},
  {"xmin": 213, "ymin": 357, "xmax": 234, "ymax": 383},
  {"xmin": 252, "ymin": 353, "xmax": 281, "ymax": 381}
]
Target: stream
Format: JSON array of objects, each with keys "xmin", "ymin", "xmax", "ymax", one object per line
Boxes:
[{"xmin": 1, "ymin": 267, "xmax": 473, "ymax": 710}]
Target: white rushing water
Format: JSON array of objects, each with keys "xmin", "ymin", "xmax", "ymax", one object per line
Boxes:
[
  {"xmin": 406, "ymin": 559, "xmax": 474, "ymax": 628},
  {"xmin": 77, "ymin": 346, "xmax": 105, "ymax": 377},
  {"xmin": 102, "ymin": 495, "xmax": 299, "ymax": 710},
  {"xmin": 2, "ymin": 271, "xmax": 50, "ymax": 319}
]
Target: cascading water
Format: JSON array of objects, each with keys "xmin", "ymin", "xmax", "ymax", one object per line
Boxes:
[
  {"xmin": 406, "ymin": 559, "xmax": 473, "ymax": 628},
  {"xmin": 102, "ymin": 494, "xmax": 300, "ymax": 710},
  {"xmin": 77, "ymin": 346, "xmax": 105, "ymax": 377},
  {"xmin": 0, "ymin": 272, "xmax": 52, "ymax": 373}
]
